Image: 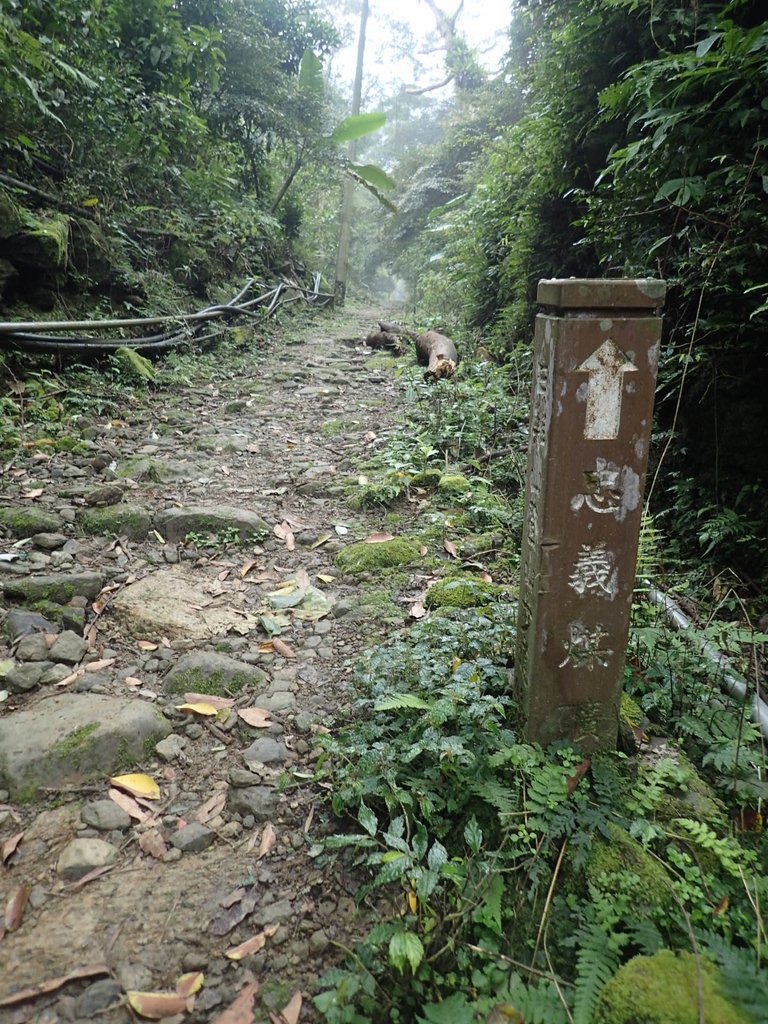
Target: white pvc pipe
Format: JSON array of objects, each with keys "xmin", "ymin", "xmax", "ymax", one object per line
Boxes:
[{"xmin": 643, "ymin": 581, "xmax": 768, "ymax": 740}]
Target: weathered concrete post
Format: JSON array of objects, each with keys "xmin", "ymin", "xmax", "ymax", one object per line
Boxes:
[{"xmin": 515, "ymin": 278, "xmax": 666, "ymax": 751}]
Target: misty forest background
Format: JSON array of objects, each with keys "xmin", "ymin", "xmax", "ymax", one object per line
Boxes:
[{"xmin": 1, "ymin": 0, "xmax": 767, "ymax": 588}]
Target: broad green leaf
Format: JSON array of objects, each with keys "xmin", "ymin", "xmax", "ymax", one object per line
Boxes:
[
  {"xmin": 350, "ymin": 163, "xmax": 395, "ymax": 190},
  {"xmin": 374, "ymin": 693, "xmax": 429, "ymax": 711},
  {"xmin": 417, "ymin": 992, "xmax": 475, "ymax": 1024},
  {"xmin": 388, "ymin": 931, "xmax": 424, "ymax": 974},
  {"xmin": 696, "ymin": 32, "xmax": 722, "ymax": 57},
  {"xmin": 298, "ymin": 48, "xmax": 323, "ymax": 95},
  {"xmin": 331, "ymin": 112, "xmax": 386, "ymax": 144},
  {"xmin": 427, "ymin": 840, "xmax": 448, "ymax": 872},
  {"xmin": 358, "ymin": 802, "xmax": 378, "ymax": 836},
  {"xmin": 114, "ymin": 347, "xmax": 157, "ymax": 382},
  {"xmin": 463, "ymin": 816, "xmax": 483, "ymax": 854}
]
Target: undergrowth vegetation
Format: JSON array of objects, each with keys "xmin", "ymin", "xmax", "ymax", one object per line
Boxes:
[{"xmin": 313, "ymin": 348, "xmax": 768, "ymax": 1024}]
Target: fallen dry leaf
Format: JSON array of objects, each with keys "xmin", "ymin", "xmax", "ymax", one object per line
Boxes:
[
  {"xmin": 184, "ymin": 693, "xmax": 235, "ymax": 710},
  {"xmin": 208, "ymin": 889, "xmax": 260, "ymax": 936},
  {"xmin": 238, "ymin": 707, "xmax": 272, "ymax": 729},
  {"xmin": 274, "ymin": 522, "xmax": 295, "ymax": 551},
  {"xmin": 21, "ymin": 488, "xmax": 44, "ymax": 499},
  {"xmin": 55, "ymin": 669, "xmax": 85, "ymax": 688},
  {"xmin": 138, "ymin": 829, "xmax": 167, "ymax": 859},
  {"xmin": 566, "ymin": 759, "xmax": 591, "ymax": 796},
  {"xmin": 2, "ymin": 831, "xmax": 23, "ymax": 866},
  {"xmin": 109, "ymin": 773, "xmax": 161, "ymax": 801},
  {"xmin": 271, "ymin": 991, "xmax": 302, "ymax": 1024},
  {"xmin": 316, "ymin": 573, "xmax": 335, "ymax": 584},
  {"xmin": 124, "ymin": 676, "xmax": 142, "ymax": 688},
  {"xmin": 211, "ymin": 982, "xmax": 260, "ymax": 1024},
  {"xmin": 127, "ymin": 990, "xmax": 190, "ymax": 1019},
  {"xmin": 191, "ymin": 790, "xmax": 227, "ymax": 824},
  {"xmin": 240, "ymin": 559, "xmax": 259, "ymax": 579},
  {"xmin": 419, "ymin": 545, "xmax": 428, "ymax": 557},
  {"xmin": 225, "ymin": 924, "xmax": 279, "ymax": 960},
  {"xmin": 0, "ymin": 965, "xmax": 110, "ymax": 1009},
  {"xmin": 364, "ymin": 532, "xmax": 395, "ymax": 544},
  {"xmin": 137, "ymin": 640, "xmax": 158, "ymax": 652},
  {"xmin": 443, "ymin": 539, "xmax": 458, "ymax": 558},
  {"xmin": 66, "ymin": 864, "xmax": 116, "ymax": 891},
  {"xmin": 175, "ymin": 702, "xmax": 219, "ymax": 717},
  {"xmin": 271, "ymin": 637, "xmax": 296, "ymax": 659},
  {"xmin": 364, "ymin": 431, "xmax": 376, "ymax": 443},
  {"xmin": 4, "ymin": 882, "xmax": 30, "ymax": 932},
  {"xmin": 310, "ymin": 534, "xmax": 332, "ymax": 550},
  {"xmin": 176, "ymin": 973, "xmax": 204, "ymax": 998},
  {"xmin": 258, "ymin": 822, "xmax": 277, "ymax": 860},
  {"xmin": 85, "ymin": 658, "xmax": 116, "ymax": 673},
  {"xmin": 410, "ymin": 602, "xmax": 427, "ymax": 619},
  {"xmin": 108, "ymin": 787, "xmax": 149, "ymax": 822}
]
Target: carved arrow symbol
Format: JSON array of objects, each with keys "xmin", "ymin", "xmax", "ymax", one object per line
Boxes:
[{"xmin": 577, "ymin": 339, "xmax": 637, "ymax": 440}]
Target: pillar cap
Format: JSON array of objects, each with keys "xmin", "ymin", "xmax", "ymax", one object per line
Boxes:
[{"xmin": 537, "ymin": 278, "xmax": 666, "ymax": 310}]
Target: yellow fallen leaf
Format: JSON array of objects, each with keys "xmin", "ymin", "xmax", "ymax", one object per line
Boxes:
[
  {"xmin": 316, "ymin": 574, "xmax": 335, "ymax": 584},
  {"xmin": 176, "ymin": 702, "xmax": 219, "ymax": 717},
  {"xmin": 407, "ymin": 890, "xmax": 418, "ymax": 915},
  {"xmin": 176, "ymin": 972, "xmax": 205, "ymax": 998},
  {"xmin": 109, "ymin": 773, "xmax": 160, "ymax": 801},
  {"xmin": 137, "ymin": 640, "xmax": 158, "ymax": 651},
  {"xmin": 127, "ymin": 991, "xmax": 189, "ymax": 1019},
  {"xmin": 310, "ymin": 534, "xmax": 332, "ymax": 550},
  {"xmin": 184, "ymin": 693, "xmax": 235, "ymax": 710},
  {"xmin": 274, "ymin": 991, "xmax": 302, "ymax": 1024},
  {"xmin": 225, "ymin": 925, "xmax": 279, "ymax": 960}
]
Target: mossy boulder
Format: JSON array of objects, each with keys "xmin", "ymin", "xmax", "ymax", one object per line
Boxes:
[
  {"xmin": 168, "ymin": 238, "xmax": 213, "ymax": 296},
  {"xmin": 163, "ymin": 652, "xmax": 267, "ymax": 696},
  {"xmin": 438, "ymin": 473, "xmax": 470, "ymax": 495},
  {"xmin": 2, "ymin": 572, "xmax": 104, "ymax": 605},
  {"xmin": 425, "ymin": 576, "xmax": 510, "ymax": 610},
  {"xmin": 0, "ymin": 191, "xmax": 23, "ymax": 239},
  {"xmin": 13, "ymin": 213, "xmax": 69, "ymax": 270},
  {"xmin": 408, "ymin": 468, "xmax": 442, "ymax": 489},
  {"xmin": 0, "ymin": 506, "xmax": 64, "ymax": 537},
  {"xmin": 69, "ymin": 217, "xmax": 113, "ymax": 285},
  {"xmin": 578, "ymin": 822, "xmax": 673, "ymax": 920},
  {"xmin": 335, "ymin": 538, "xmax": 421, "ymax": 574},
  {"xmin": 29, "ymin": 600, "xmax": 86, "ymax": 635},
  {"xmin": 595, "ymin": 950, "xmax": 751, "ymax": 1024},
  {"xmin": 79, "ymin": 504, "xmax": 151, "ymax": 542}
]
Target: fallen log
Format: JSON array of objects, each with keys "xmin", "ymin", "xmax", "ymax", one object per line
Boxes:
[
  {"xmin": 415, "ymin": 330, "xmax": 458, "ymax": 381},
  {"xmin": 364, "ymin": 329, "xmax": 405, "ymax": 355}
]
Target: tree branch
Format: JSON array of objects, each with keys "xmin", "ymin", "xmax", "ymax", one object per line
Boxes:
[{"xmin": 405, "ymin": 73, "xmax": 455, "ymax": 95}]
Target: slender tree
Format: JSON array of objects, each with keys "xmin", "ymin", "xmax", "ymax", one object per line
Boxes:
[{"xmin": 334, "ymin": 0, "xmax": 370, "ymax": 306}]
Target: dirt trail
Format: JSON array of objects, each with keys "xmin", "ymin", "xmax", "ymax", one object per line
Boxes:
[{"xmin": 0, "ymin": 308, "xmax": 410, "ymax": 1023}]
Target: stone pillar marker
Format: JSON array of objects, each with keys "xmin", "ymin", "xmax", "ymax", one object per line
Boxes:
[{"xmin": 515, "ymin": 278, "xmax": 666, "ymax": 751}]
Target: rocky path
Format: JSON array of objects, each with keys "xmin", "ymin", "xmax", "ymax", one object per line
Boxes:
[{"xmin": 0, "ymin": 309, "xmax": 412, "ymax": 1023}]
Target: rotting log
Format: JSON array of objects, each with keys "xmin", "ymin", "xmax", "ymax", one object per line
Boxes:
[
  {"xmin": 415, "ymin": 330, "xmax": 457, "ymax": 381},
  {"xmin": 364, "ymin": 329, "xmax": 404, "ymax": 355}
]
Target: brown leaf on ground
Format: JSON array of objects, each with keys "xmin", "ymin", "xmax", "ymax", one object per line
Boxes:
[
  {"xmin": 566, "ymin": 759, "xmax": 591, "ymax": 796},
  {"xmin": 240, "ymin": 559, "xmax": 259, "ymax": 579},
  {"xmin": 108, "ymin": 788, "xmax": 149, "ymax": 822},
  {"xmin": 271, "ymin": 637, "xmax": 296, "ymax": 659},
  {"xmin": 443, "ymin": 539, "xmax": 458, "ymax": 558},
  {"xmin": 208, "ymin": 889, "xmax": 260, "ymax": 936},
  {"xmin": 137, "ymin": 640, "xmax": 159, "ymax": 651},
  {"xmin": 191, "ymin": 790, "xmax": 227, "ymax": 824},
  {"xmin": 274, "ymin": 522, "xmax": 295, "ymax": 551},
  {"xmin": 257, "ymin": 823, "xmax": 277, "ymax": 860},
  {"xmin": 4, "ymin": 883, "xmax": 30, "ymax": 932},
  {"xmin": 364, "ymin": 532, "xmax": 395, "ymax": 544},
  {"xmin": 126, "ymin": 990, "xmax": 190, "ymax": 1019},
  {"xmin": 21, "ymin": 488, "xmax": 44, "ymax": 499},
  {"xmin": 65, "ymin": 864, "xmax": 116, "ymax": 891},
  {"xmin": 85, "ymin": 658, "xmax": 116, "ymax": 672},
  {"xmin": 419, "ymin": 545, "xmax": 428, "ymax": 557},
  {"xmin": 175, "ymin": 702, "xmax": 219, "ymax": 717},
  {"xmin": 183, "ymin": 693, "xmax": 235, "ymax": 710},
  {"xmin": 2, "ymin": 831, "xmax": 23, "ymax": 866},
  {"xmin": 237, "ymin": 707, "xmax": 272, "ymax": 729},
  {"xmin": 410, "ymin": 602, "xmax": 427, "ymax": 619},
  {"xmin": 270, "ymin": 990, "xmax": 302, "ymax": 1024},
  {"xmin": 225, "ymin": 924, "xmax": 279, "ymax": 960},
  {"xmin": 211, "ymin": 982, "xmax": 260, "ymax": 1024},
  {"xmin": 0, "ymin": 965, "xmax": 110, "ymax": 1009},
  {"xmin": 55, "ymin": 669, "xmax": 85, "ymax": 688},
  {"xmin": 139, "ymin": 829, "xmax": 167, "ymax": 859}
]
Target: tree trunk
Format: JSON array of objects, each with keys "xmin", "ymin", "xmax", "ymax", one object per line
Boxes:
[{"xmin": 334, "ymin": 0, "xmax": 369, "ymax": 307}]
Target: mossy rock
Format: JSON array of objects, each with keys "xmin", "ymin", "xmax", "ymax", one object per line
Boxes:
[
  {"xmin": 577, "ymin": 822, "xmax": 673, "ymax": 921},
  {"xmin": 0, "ymin": 506, "xmax": 64, "ymax": 537},
  {"xmin": 69, "ymin": 217, "xmax": 113, "ymax": 284},
  {"xmin": 0, "ymin": 191, "xmax": 23, "ymax": 239},
  {"xmin": 79, "ymin": 504, "xmax": 151, "ymax": 542},
  {"xmin": 595, "ymin": 950, "xmax": 751, "ymax": 1024},
  {"xmin": 163, "ymin": 652, "xmax": 267, "ymax": 696},
  {"xmin": 425, "ymin": 576, "xmax": 510, "ymax": 610},
  {"xmin": 437, "ymin": 473, "xmax": 470, "ymax": 495},
  {"xmin": 635, "ymin": 750, "xmax": 727, "ymax": 827},
  {"xmin": 13, "ymin": 213, "xmax": 69, "ymax": 270},
  {"xmin": 335, "ymin": 538, "xmax": 421, "ymax": 574},
  {"xmin": 30, "ymin": 600, "xmax": 86, "ymax": 635},
  {"xmin": 458, "ymin": 532, "xmax": 503, "ymax": 557},
  {"xmin": 408, "ymin": 468, "xmax": 442, "ymax": 489}
]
